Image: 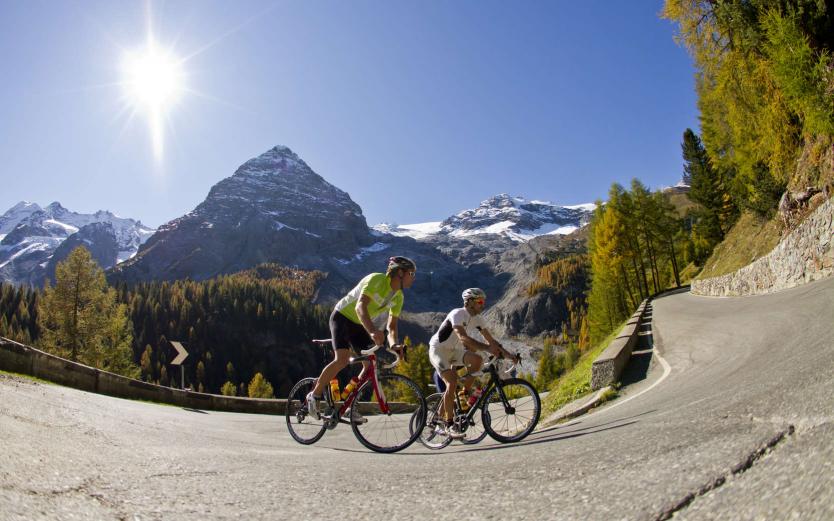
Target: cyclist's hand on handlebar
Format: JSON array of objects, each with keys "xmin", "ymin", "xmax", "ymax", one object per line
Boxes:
[
  {"xmin": 390, "ymin": 343, "xmax": 406, "ymax": 361},
  {"xmin": 370, "ymin": 329, "xmax": 385, "ymax": 347}
]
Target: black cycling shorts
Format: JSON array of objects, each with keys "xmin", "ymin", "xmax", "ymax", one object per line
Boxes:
[{"xmin": 329, "ymin": 310, "xmax": 372, "ymax": 354}]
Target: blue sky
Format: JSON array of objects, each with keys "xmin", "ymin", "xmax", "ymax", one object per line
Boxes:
[{"xmin": 0, "ymin": 1, "xmax": 697, "ymax": 228}]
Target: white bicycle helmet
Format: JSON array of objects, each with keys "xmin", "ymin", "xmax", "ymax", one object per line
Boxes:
[{"xmin": 461, "ymin": 287, "xmax": 486, "ymax": 302}]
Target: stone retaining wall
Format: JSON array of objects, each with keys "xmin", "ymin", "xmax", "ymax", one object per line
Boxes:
[
  {"xmin": 590, "ymin": 300, "xmax": 647, "ymax": 391},
  {"xmin": 692, "ymin": 196, "xmax": 833, "ymax": 296},
  {"xmin": 0, "ymin": 337, "xmax": 286, "ymax": 414}
]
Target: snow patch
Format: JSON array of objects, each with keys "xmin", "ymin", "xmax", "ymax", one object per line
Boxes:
[
  {"xmin": 564, "ymin": 203, "xmax": 596, "ymax": 212},
  {"xmin": 373, "ymin": 222, "xmax": 443, "ymax": 240},
  {"xmin": 336, "ymin": 242, "xmax": 391, "ymax": 265}
]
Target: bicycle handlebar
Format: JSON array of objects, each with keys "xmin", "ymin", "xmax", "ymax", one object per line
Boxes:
[
  {"xmin": 360, "ymin": 344, "xmax": 406, "ymax": 369},
  {"xmin": 483, "ymin": 352, "xmax": 519, "ymax": 375}
]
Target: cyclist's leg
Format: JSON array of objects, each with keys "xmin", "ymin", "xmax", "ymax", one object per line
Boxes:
[
  {"xmin": 346, "ymin": 319, "xmax": 373, "ymax": 382},
  {"xmin": 432, "ymin": 370, "xmax": 446, "ymax": 393},
  {"xmin": 461, "ymin": 351, "xmax": 484, "ymax": 393},
  {"xmin": 429, "ymin": 341, "xmax": 460, "ymax": 424},
  {"xmin": 311, "ymin": 310, "xmax": 354, "ymax": 397},
  {"xmin": 311, "ymin": 348, "xmax": 350, "ymax": 396},
  {"xmin": 438, "ymin": 368, "xmax": 458, "ymax": 423}
]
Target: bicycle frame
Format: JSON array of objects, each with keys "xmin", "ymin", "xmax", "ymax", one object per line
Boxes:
[
  {"xmin": 321, "ymin": 350, "xmax": 391, "ymax": 423},
  {"xmin": 449, "ymin": 360, "xmax": 512, "ymax": 430}
]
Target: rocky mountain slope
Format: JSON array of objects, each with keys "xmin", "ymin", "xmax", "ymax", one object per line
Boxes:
[
  {"xmin": 0, "ymin": 202, "xmax": 154, "ymax": 286},
  {"xmin": 109, "ymin": 145, "xmax": 592, "ymax": 346},
  {"xmin": 113, "ymin": 146, "xmax": 377, "ymax": 283}
]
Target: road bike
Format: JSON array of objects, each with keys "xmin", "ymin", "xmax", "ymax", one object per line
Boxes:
[
  {"xmin": 286, "ymin": 339, "xmax": 426, "ymax": 453},
  {"xmin": 417, "ymin": 353, "xmax": 540, "ymax": 449}
]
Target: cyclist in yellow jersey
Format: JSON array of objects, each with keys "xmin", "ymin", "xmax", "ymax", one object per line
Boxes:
[{"xmin": 306, "ymin": 256, "xmax": 417, "ymax": 423}]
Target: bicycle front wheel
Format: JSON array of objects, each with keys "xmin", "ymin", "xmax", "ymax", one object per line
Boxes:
[
  {"xmin": 459, "ymin": 407, "xmax": 488, "ymax": 445},
  {"xmin": 285, "ymin": 377, "xmax": 326, "ymax": 445},
  {"xmin": 351, "ymin": 374, "xmax": 426, "ymax": 453},
  {"xmin": 482, "ymin": 378, "xmax": 540, "ymax": 443}
]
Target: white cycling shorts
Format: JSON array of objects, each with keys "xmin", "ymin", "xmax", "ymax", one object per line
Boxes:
[{"xmin": 428, "ymin": 342, "xmax": 466, "ymax": 372}]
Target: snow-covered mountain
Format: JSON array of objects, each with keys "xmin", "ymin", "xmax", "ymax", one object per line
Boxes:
[
  {"xmin": 374, "ymin": 194, "xmax": 594, "ymax": 242},
  {"xmin": 0, "ymin": 201, "xmax": 155, "ymax": 285}
]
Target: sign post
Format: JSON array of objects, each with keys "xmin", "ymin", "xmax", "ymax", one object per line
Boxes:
[{"xmin": 170, "ymin": 341, "xmax": 189, "ymax": 390}]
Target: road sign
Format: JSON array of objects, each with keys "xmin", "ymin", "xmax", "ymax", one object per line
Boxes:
[{"xmin": 170, "ymin": 341, "xmax": 188, "ymax": 365}]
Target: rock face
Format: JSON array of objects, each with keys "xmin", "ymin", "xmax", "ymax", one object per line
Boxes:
[
  {"xmin": 113, "ymin": 146, "xmax": 376, "ymax": 282},
  {"xmin": 0, "ymin": 202, "xmax": 154, "ymax": 286},
  {"xmin": 109, "ymin": 145, "xmax": 592, "ymax": 344},
  {"xmin": 692, "ymin": 195, "xmax": 833, "ymax": 296},
  {"xmin": 44, "ymin": 222, "xmax": 120, "ymax": 285}
]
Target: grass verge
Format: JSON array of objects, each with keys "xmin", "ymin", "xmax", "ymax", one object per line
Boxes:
[
  {"xmin": 697, "ymin": 211, "xmax": 782, "ymax": 279},
  {"xmin": 540, "ymin": 323, "xmax": 625, "ymax": 417},
  {"xmin": 0, "ymin": 369, "xmax": 55, "ymax": 386}
]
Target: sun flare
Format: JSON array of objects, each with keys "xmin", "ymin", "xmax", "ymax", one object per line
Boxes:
[{"xmin": 120, "ymin": 40, "xmax": 185, "ymax": 160}]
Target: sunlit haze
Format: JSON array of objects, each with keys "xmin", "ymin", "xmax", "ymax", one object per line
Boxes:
[{"xmin": 120, "ymin": 39, "xmax": 185, "ymax": 160}]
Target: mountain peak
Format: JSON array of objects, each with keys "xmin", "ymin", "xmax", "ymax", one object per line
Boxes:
[{"xmin": 375, "ymin": 194, "xmax": 594, "ymax": 243}]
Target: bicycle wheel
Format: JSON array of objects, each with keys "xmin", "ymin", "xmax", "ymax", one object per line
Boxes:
[
  {"xmin": 459, "ymin": 407, "xmax": 488, "ymax": 445},
  {"xmin": 351, "ymin": 373, "xmax": 426, "ymax": 453},
  {"xmin": 418, "ymin": 392, "xmax": 452, "ymax": 450},
  {"xmin": 285, "ymin": 377, "xmax": 326, "ymax": 445},
  {"xmin": 481, "ymin": 378, "xmax": 540, "ymax": 443}
]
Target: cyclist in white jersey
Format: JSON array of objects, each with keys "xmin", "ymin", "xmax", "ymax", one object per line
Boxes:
[
  {"xmin": 306, "ymin": 256, "xmax": 416, "ymax": 423},
  {"xmin": 428, "ymin": 288, "xmax": 517, "ymax": 438}
]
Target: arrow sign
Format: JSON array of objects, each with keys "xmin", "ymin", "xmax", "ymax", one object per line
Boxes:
[{"xmin": 170, "ymin": 341, "xmax": 188, "ymax": 365}]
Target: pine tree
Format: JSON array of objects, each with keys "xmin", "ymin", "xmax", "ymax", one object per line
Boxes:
[{"xmin": 37, "ymin": 247, "xmax": 138, "ymax": 377}]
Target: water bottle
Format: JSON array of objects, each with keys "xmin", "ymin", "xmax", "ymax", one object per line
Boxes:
[
  {"xmin": 329, "ymin": 378, "xmax": 341, "ymax": 400},
  {"xmin": 467, "ymin": 387, "xmax": 483, "ymax": 408},
  {"xmin": 341, "ymin": 377, "xmax": 359, "ymax": 400},
  {"xmin": 458, "ymin": 388, "xmax": 470, "ymax": 411}
]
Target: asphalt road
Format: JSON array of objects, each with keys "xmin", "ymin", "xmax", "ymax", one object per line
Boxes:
[{"xmin": 1, "ymin": 276, "xmax": 832, "ymax": 520}]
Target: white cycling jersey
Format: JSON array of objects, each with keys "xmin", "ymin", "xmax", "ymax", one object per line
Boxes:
[{"xmin": 428, "ymin": 307, "xmax": 488, "ymax": 372}]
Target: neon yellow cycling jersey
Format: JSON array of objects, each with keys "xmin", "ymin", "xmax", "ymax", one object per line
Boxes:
[{"xmin": 334, "ymin": 273, "xmax": 403, "ymax": 325}]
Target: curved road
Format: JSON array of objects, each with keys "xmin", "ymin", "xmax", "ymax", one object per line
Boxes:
[{"xmin": 2, "ymin": 277, "xmax": 833, "ymax": 520}]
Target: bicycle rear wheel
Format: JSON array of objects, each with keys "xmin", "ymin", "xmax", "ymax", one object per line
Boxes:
[
  {"xmin": 481, "ymin": 378, "xmax": 540, "ymax": 443},
  {"xmin": 351, "ymin": 373, "xmax": 426, "ymax": 453},
  {"xmin": 417, "ymin": 392, "xmax": 452, "ymax": 450},
  {"xmin": 285, "ymin": 377, "xmax": 326, "ymax": 445}
]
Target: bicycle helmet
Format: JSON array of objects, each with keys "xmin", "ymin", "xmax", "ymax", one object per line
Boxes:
[
  {"xmin": 461, "ymin": 287, "xmax": 486, "ymax": 303},
  {"xmin": 387, "ymin": 256, "xmax": 417, "ymax": 274}
]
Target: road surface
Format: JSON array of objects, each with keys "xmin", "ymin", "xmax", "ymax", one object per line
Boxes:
[{"xmin": 1, "ymin": 276, "xmax": 832, "ymax": 520}]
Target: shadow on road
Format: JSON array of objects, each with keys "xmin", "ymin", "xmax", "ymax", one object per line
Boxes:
[{"xmin": 324, "ymin": 410, "xmax": 655, "ymax": 456}]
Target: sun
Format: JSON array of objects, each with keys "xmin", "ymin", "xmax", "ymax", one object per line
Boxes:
[{"xmin": 120, "ymin": 39, "xmax": 185, "ymax": 160}]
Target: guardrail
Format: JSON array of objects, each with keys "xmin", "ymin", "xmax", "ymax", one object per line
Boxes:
[
  {"xmin": 0, "ymin": 336, "xmax": 287, "ymax": 414},
  {"xmin": 590, "ymin": 300, "xmax": 647, "ymax": 391}
]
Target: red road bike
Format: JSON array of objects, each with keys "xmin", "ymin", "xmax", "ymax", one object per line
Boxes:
[{"xmin": 286, "ymin": 340, "xmax": 426, "ymax": 453}]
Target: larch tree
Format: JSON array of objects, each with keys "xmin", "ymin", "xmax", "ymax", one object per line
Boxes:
[{"xmin": 37, "ymin": 246, "xmax": 138, "ymax": 377}]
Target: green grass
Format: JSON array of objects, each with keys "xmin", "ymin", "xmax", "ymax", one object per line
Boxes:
[
  {"xmin": 697, "ymin": 211, "xmax": 782, "ymax": 279},
  {"xmin": 540, "ymin": 323, "xmax": 625, "ymax": 417},
  {"xmin": 0, "ymin": 369, "xmax": 56, "ymax": 386}
]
